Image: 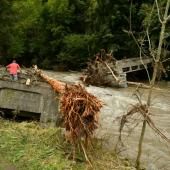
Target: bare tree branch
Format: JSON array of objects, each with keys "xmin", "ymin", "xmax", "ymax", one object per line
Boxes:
[
  {"xmin": 148, "ymin": 0, "xmax": 170, "ymax": 105},
  {"xmin": 162, "ymin": 57, "xmax": 170, "ymax": 62},
  {"xmin": 139, "ymin": 47, "xmax": 151, "ymax": 83},
  {"xmin": 146, "ymin": 29, "xmax": 156, "ymax": 62},
  {"xmin": 155, "ymin": 0, "xmax": 163, "ymax": 23},
  {"xmin": 118, "ymin": 1, "xmax": 170, "ymax": 170}
]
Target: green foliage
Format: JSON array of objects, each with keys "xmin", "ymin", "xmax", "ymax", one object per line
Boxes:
[
  {"xmin": 0, "ymin": 120, "xmax": 73, "ymax": 170},
  {"xmin": 0, "ymin": 0, "xmax": 15, "ymax": 58},
  {"xmin": 11, "ymin": 0, "xmax": 44, "ymax": 60},
  {"xmin": 138, "ymin": 0, "xmax": 170, "ymax": 55},
  {"xmin": 58, "ymin": 34, "xmax": 95, "ymax": 69},
  {"xmin": 0, "ymin": 0, "xmax": 169, "ymax": 69},
  {"xmin": 0, "ymin": 119, "xmax": 134, "ymax": 170},
  {"xmin": 13, "ymin": 0, "xmax": 42, "ymax": 30},
  {"xmin": 41, "ymin": 58, "xmax": 52, "ymax": 69},
  {"xmin": 86, "ymin": 0, "xmax": 139, "ymax": 58},
  {"xmin": 8, "ymin": 35, "xmax": 25, "ymax": 58},
  {"xmin": 47, "ymin": 0, "xmax": 69, "ymax": 16}
]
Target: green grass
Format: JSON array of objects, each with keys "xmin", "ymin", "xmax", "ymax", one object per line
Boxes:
[{"xmin": 0, "ymin": 118, "xmax": 135, "ymax": 170}]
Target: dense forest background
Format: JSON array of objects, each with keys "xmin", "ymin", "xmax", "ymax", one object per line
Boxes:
[{"xmin": 0, "ymin": 0, "xmax": 169, "ymax": 70}]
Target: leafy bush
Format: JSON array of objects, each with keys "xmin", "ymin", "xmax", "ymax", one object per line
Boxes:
[{"xmin": 57, "ymin": 34, "xmax": 95, "ymax": 70}]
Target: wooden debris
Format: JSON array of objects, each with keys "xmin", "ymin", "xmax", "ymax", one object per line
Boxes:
[
  {"xmin": 127, "ymin": 81, "xmax": 161, "ymax": 90},
  {"xmin": 104, "ymin": 61, "xmax": 119, "ymax": 82},
  {"xmin": 34, "ymin": 66, "xmax": 103, "ymax": 146},
  {"xmin": 81, "ymin": 50, "xmax": 119, "ymax": 86},
  {"xmin": 36, "ymin": 70, "xmax": 65, "ymax": 93},
  {"xmin": 60, "ymin": 84, "xmax": 102, "ymax": 144}
]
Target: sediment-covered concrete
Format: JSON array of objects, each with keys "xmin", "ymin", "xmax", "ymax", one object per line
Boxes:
[{"xmin": 0, "ymin": 79, "xmax": 59, "ymax": 127}]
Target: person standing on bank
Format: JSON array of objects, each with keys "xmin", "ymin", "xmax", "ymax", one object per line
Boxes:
[{"xmin": 6, "ymin": 60, "xmax": 21, "ymax": 81}]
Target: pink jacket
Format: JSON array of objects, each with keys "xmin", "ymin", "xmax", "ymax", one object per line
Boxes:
[{"xmin": 6, "ymin": 63, "xmax": 20, "ymax": 75}]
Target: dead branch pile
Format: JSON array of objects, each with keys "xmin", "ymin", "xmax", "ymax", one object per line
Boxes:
[
  {"xmin": 34, "ymin": 66, "xmax": 103, "ymax": 145},
  {"xmin": 81, "ymin": 50, "xmax": 119, "ymax": 86}
]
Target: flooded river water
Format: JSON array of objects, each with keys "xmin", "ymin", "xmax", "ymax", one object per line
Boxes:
[{"xmin": 45, "ymin": 71, "xmax": 170, "ymax": 170}]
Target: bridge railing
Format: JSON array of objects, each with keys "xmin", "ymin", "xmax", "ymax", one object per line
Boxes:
[{"xmin": 115, "ymin": 57, "xmax": 153, "ymax": 73}]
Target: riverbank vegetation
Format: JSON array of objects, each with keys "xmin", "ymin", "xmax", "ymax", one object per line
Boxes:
[
  {"xmin": 0, "ymin": 0, "xmax": 169, "ymax": 74},
  {"xmin": 0, "ymin": 118, "xmax": 135, "ymax": 170}
]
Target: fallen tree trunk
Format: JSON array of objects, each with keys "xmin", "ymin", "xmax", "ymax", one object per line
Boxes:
[
  {"xmin": 37, "ymin": 70, "xmax": 65, "ymax": 93},
  {"xmin": 127, "ymin": 81, "xmax": 161, "ymax": 90},
  {"xmin": 34, "ymin": 66, "xmax": 103, "ymax": 146}
]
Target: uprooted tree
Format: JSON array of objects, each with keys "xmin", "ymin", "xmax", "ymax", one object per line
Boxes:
[
  {"xmin": 33, "ymin": 66, "xmax": 103, "ymax": 163},
  {"xmin": 81, "ymin": 49, "xmax": 121, "ymax": 87},
  {"xmin": 116, "ymin": 0, "xmax": 170, "ymax": 169}
]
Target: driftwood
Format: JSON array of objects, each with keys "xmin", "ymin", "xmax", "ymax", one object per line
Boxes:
[{"xmin": 127, "ymin": 81, "xmax": 161, "ymax": 90}]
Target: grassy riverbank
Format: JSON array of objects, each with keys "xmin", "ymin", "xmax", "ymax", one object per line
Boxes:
[{"xmin": 0, "ymin": 118, "xmax": 135, "ymax": 170}]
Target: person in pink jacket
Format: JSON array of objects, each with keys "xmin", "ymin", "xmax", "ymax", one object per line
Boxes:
[{"xmin": 6, "ymin": 60, "xmax": 21, "ymax": 80}]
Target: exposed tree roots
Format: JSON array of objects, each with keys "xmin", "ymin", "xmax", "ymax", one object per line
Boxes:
[
  {"xmin": 81, "ymin": 50, "xmax": 119, "ymax": 87},
  {"xmin": 61, "ymin": 84, "xmax": 102, "ymax": 144},
  {"xmin": 34, "ymin": 66, "xmax": 103, "ymax": 147}
]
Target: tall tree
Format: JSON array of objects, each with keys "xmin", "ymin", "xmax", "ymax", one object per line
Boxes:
[{"xmin": 0, "ymin": 0, "xmax": 15, "ymax": 61}]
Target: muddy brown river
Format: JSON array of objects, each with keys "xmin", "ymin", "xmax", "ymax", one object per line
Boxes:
[{"xmin": 45, "ymin": 71, "xmax": 170, "ymax": 170}]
